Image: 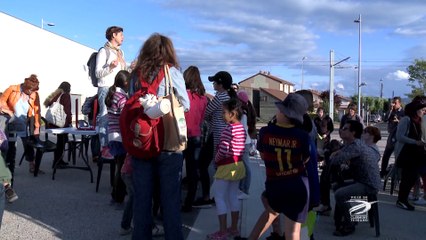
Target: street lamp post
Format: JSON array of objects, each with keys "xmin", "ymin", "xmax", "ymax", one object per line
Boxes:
[
  {"xmin": 354, "ymin": 14, "xmax": 362, "ymax": 115},
  {"xmin": 380, "ymin": 78, "xmax": 383, "ymax": 98},
  {"xmin": 329, "ymin": 50, "xmax": 350, "ymax": 120},
  {"xmin": 41, "ymin": 18, "xmax": 55, "ymax": 29},
  {"xmin": 301, "ymin": 56, "xmax": 307, "ymax": 89}
]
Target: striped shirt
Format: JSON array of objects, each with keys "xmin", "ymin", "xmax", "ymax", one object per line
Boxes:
[
  {"xmin": 204, "ymin": 91, "xmax": 230, "ymax": 150},
  {"xmin": 107, "ymin": 87, "xmax": 128, "ymax": 142},
  {"xmin": 215, "ymin": 123, "xmax": 246, "ymax": 166}
]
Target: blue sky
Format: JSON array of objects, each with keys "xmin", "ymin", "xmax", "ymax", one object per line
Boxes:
[{"xmin": 2, "ymin": 0, "xmax": 426, "ymax": 98}]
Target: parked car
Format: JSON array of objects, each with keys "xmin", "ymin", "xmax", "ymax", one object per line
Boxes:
[{"xmin": 369, "ymin": 114, "xmax": 382, "ymax": 123}]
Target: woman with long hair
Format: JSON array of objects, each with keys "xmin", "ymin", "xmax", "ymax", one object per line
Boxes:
[
  {"xmin": 44, "ymin": 81, "xmax": 72, "ymax": 168},
  {"xmin": 193, "ymin": 71, "xmax": 238, "ymax": 207},
  {"xmin": 130, "ymin": 33, "xmax": 189, "ymax": 240},
  {"xmin": 181, "ymin": 66, "xmax": 208, "ymax": 212},
  {"xmin": 395, "ymin": 98, "xmax": 426, "ymax": 211}
]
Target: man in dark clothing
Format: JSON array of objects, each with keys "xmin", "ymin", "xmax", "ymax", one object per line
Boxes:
[
  {"xmin": 314, "ymin": 107, "xmax": 334, "ymax": 161},
  {"xmin": 380, "ymin": 97, "xmax": 404, "ymax": 178}
]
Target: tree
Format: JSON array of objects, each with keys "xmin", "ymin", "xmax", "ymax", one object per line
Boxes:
[
  {"xmin": 319, "ymin": 90, "xmax": 342, "ymax": 116},
  {"xmin": 407, "ymin": 59, "xmax": 426, "ymax": 98}
]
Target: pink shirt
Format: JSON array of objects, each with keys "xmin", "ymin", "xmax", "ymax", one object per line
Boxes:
[{"xmin": 184, "ymin": 90, "xmax": 207, "ymax": 137}]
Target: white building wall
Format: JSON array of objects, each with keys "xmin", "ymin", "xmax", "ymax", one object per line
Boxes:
[{"xmin": 0, "ymin": 12, "xmax": 97, "ymax": 117}]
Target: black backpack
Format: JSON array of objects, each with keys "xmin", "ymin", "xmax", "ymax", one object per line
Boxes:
[{"xmin": 87, "ymin": 47, "xmax": 109, "ymax": 87}]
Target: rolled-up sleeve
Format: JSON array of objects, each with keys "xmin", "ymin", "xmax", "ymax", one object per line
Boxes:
[{"xmin": 157, "ymin": 67, "xmax": 190, "ymax": 112}]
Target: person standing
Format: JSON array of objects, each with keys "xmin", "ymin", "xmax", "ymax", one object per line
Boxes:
[
  {"xmin": 105, "ymin": 70, "xmax": 130, "ymax": 205},
  {"xmin": 207, "ymin": 99, "xmax": 246, "ymax": 240},
  {"xmin": 237, "ymin": 90, "xmax": 257, "ymax": 200},
  {"xmin": 0, "ymin": 74, "xmax": 41, "ymax": 177},
  {"xmin": 314, "ymin": 107, "xmax": 334, "ymax": 161},
  {"xmin": 130, "ymin": 33, "xmax": 189, "ymax": 240},
  {"xmin": 395, "ymin": 99, "xmax": 426, "ymax": 211},
  {"xmin": 44, "ymin": 82, "xmax": 72, "ymax": 168},
  {"xmin": 247, "ymin": 93, "xmax": 311, "ymax": 240},
  {"xmin": 380, "ymin": 96, "xmax": 404, "ymax": 178},
  {"xmin": 339, "ymin": 103, "xmax": 362, "ymax": 129},
  {"xmin": 193, "ymin": 71, "xmax": 237, "ymax": 207},
  {"xmin": 95, "ymin": 26, "xmax": 127, "ymax": 160},
  {"xmin": 181, "ymin": 66, "xmax": 208, "ymax": 212}
]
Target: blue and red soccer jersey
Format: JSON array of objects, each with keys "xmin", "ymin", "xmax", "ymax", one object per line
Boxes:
[{"xmin": 257, "ymin": 123, "xmax": 310, "ymax": 181}]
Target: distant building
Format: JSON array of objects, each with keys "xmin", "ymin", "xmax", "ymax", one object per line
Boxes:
[{"xmin": 238, "ymin": 71, "xmax": 295, "ymax": 122}]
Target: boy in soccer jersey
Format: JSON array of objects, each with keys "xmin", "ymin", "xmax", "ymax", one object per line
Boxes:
[{"xmin": 247, "ymin": 93, "xmax": 311, "ymax": 240}]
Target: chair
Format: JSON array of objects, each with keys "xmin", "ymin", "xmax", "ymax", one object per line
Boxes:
[
  {"xmin": 383, "ymin": 163, "xmax": 400, "ymax": 195},
  {"xmin": 19, "ymin": 117, "xmax": 57, "ymax": 176},
  {"xmin": 95, "ymin": 156, "xmax": 116, "ymax": 192},
  {"xmin": 367, "ymin": 194, "xmax": 380, "ymax": 237}
]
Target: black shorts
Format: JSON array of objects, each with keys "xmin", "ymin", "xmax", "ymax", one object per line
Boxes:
[{"xmin": 263, "ymin": 176, "xmax": 309, "ymax": 223}]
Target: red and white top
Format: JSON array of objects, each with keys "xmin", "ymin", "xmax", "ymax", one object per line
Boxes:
[{"xmin": 214, "ymin": 123, "xmax": 246, "ymax": 180}]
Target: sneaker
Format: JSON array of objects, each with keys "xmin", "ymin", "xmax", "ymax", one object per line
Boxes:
[
  {"xmin": 314, "ymin": 204, "xmax": 332, "ymax": 216},
  {"xmin": 238, "ymin": 191, "xmax": 250, "ymax": 200},
  {"xmin": 152, "ymin": 224, "xmax": 164, "ymax": 237},
  {"xmin": 192, "ymin": 198, "xmax": 213, "ymax": 208},
  {"xmin": 101, "ymin": 147, "xmax": 114, "ymax": 160},
  {"xmin": 413, "ymin": 198, "xmax": 426, "ymax": 205},
  {"xmin": 5, "ymin": 185, "xmax": 18, "ymax": 203},
  {"xmin": 119, "ymin": 227, "xmax": 132, "ymax": 236},
  {"xmin": 396, "ymin": 200, "xmax": 415, "ymax": 211},
  {"xmin": 207, "ymin": 230, "xmax": 228, "ymax": 240}
]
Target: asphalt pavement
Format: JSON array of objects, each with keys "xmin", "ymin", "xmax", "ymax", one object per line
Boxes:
[{"xmin": 2, "ymin": 122, "xmax": 426, "ymax": 239}]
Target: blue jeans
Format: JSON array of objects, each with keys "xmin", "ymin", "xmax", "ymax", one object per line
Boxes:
[
  {"xmin": 121, "ymin": 173, "xmax": 133, "ymax": 229},
  {"xmin": 132, "ymin": 152, "xmax": 184, "ymax": 240},
  {"xmin": 239, "ymin": 143, "xmax": 251, "ymax": 194},
  {"xmin": 97, "ymin": 87, "xmax": 109, "ymax": 147}
]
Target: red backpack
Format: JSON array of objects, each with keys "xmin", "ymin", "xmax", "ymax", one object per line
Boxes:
[{"xmin": 120, "ymin": 69, "xmax": 165, "ymax": 159}]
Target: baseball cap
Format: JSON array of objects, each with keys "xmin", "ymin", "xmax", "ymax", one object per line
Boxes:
[{"xmin": 208, "ymin": 71, "xmax": 232, "ymax": 89}]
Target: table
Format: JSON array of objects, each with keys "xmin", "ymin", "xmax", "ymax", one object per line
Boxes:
[{"xmin": 45, "ymin": 127, "xmax": 97, "ymax": 182}]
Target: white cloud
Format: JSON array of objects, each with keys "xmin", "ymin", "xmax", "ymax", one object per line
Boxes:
[
  {"xmin": 336, "ymin": 83, "xmax": 345, "ymax": 90},
  {"xmin": 387, "ymin": 70, "xmax": 410, "ymax": 81}
]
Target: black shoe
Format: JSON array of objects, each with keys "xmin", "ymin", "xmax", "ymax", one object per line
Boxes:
[
  {"xmin": 181, "ymin": 205, "xmax": 192, "ymax": 213},
  {"xmin": 56, "ymin": 160, "xmax": 69, "ymax": 169},
  {"xmin": 266, "ymin": 232, "xmax": 285, "ymax": 240},
  {"xmin": 333, "ymin": 225, "xmax": 355, "ymax": 237},
  {"xmin": 192, "ymin": 198, "xmax": 214, "ymax": 208},
  {"xmin": 396, "ymin": 200, "xmax": 415, "ymax": 211}
]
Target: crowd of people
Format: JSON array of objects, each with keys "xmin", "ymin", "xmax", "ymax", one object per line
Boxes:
[{"xmin": 0, "ymin": 25, "xmax": 426, "ymax": 240}]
